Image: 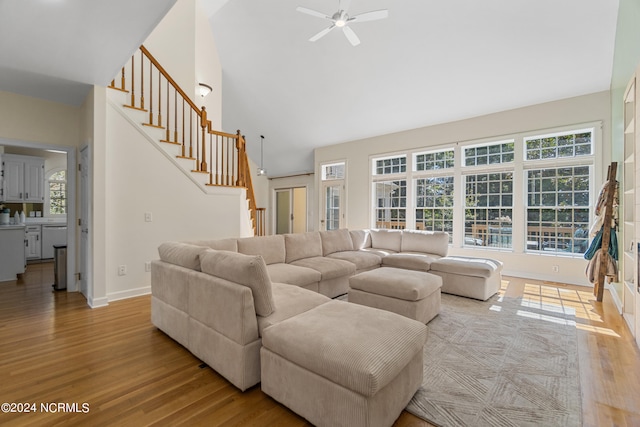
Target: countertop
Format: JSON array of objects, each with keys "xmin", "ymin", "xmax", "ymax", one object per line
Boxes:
[
  {"xmin": 0, "ymin": 224, "xmax": 26, "ymax": 230},
  {"xmin": 24, "ymin": 218, "xmax": 67, "ymax": 226}
]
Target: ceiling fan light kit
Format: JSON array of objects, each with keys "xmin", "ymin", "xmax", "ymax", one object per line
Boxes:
[{"xmin": 296, "ymin": 0, "xmax": 388, "ymax": 46}]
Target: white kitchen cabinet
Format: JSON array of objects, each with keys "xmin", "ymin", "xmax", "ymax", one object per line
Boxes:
[
  {"xmin": 0, "ymin": 226, "xmax": 26, "ymax": 281},
  {"xmin": 1, "ymin": 154, "xmax": 44, "ymax": 202},
  {"xmin": 25, "ymin": 225, "xmax": 42, "ymax": 260}
]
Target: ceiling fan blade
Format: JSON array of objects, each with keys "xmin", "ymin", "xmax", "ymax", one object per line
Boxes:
[
  {"xmin": 296, "ymin": 6, "xmax": 331, "ymax": 20},
  {"xmin": 342, "ymin": 26, "xmax": 360, "ymax": 46},
  {"xmin": 349, "ymin": 9, "xmax": 388, "ymax": 23},
  {"xmin": 309, "ymin": 25, "xmax": 336, "ymax": 42}
]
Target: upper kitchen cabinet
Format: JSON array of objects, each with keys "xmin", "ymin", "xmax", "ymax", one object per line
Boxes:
[{"xmin": 1, "ymin": 154, "xmax": 45, "ymax": 203}]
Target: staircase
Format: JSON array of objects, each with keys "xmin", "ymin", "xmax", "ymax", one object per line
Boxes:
[{"xmin": 108, "ymin": 45, "xmax": 265, "ymax": 236}]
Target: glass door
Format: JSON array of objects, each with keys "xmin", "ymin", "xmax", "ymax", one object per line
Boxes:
[{"xmin": 321, "ymin": 182, "xmax": 343, "ymax": 230}]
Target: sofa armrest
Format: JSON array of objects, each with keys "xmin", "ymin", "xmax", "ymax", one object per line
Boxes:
[{"xmin": 189, "ymin": 271, "xmax": 260, "ymax": 346}]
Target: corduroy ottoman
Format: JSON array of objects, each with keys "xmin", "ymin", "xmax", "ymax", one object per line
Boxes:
[
  {"xmin": 260, "ymin": 300, "xmax": 427, "ymax": 427},
  {"xmin": 348, "ymin": 267, "xmax": 442, "ymax": 324}
]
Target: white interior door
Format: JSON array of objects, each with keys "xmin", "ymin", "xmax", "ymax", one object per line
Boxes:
[{"xmin": 321, "ymin": 181, "xmax": 343, "ymax": 231}]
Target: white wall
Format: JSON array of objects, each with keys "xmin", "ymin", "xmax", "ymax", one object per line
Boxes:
[
  {"xmin": 315, "ymin": 91, "xmax": 611, "ymax": 286},
  {"xmin": 103, "ymin": 103, "xmax": 248, "ymax": 301}
]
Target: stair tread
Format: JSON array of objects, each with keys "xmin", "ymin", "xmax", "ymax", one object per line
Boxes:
[
  {"xmin": 143, "ymin": 123, "xmax": 165, "ymax": 129},
  {"xmin": 124, "ymin": 105, "xmax": 148, "ymax": 112},
  {"xmin": 160, "ymin": 140, "xmax": 181, "ymax": 145}
]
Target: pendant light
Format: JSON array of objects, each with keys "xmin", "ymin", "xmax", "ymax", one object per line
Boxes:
[{"xmin": 257, "ymin": 135, "xmax": 267, "ymax": 176}]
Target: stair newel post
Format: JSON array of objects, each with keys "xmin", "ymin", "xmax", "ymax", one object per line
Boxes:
[
  {"xmin": 200, "ymin": 107, "xmax": 208, "ymax": 172},
  {"xmin": 236, "ymin": 131, "xmax": 245, "ymax": 187}
]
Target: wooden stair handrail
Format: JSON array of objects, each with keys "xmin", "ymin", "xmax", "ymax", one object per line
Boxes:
[
  {"xmin": 139, "ymin": 46, "xmax": 201, "ymax": 114},
  {"xmin": 110, "ymin": 45, "xmax": 264, "ymax": 235}
]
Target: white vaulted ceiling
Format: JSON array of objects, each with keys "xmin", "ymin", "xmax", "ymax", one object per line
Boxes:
[
  {"xmin": 208, "ymin": 0, "xmax": 619, "ymax": 176},
  {"xmin": 0, "ymin": 0, "xmax": 620, "ymax": 177}
]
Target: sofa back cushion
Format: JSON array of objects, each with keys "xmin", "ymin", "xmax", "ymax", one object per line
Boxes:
[
  {"xmin": 237, "ymin": 235, "xmax": 285, "ymax": 265},
  {"xmin": 350, "ymin": 229, "xmax": 372, "ymax": 249},
  {"xmin": 369, "ymin": 229, "xmax": 403, "ymax": 252},
  {"xmin": 185, "ymin": 238, "xmax": 238, "ymax": 252},
  {"xmin": 200, "ymin": 250, "xmax": 276, "ymax": 316},
  {"xmin": 285, "ymin": 232, "xmax": 323, "ymax": 263},
  {"xmin": 158, "ymin": 242, "xmax": 208, "ymax": 271},
  {"xmin": 320, "ymin": 229, "xmax": 354, "ymax": 256},
  {"xmin": 401, "ymin": 230, "xmax": 449, "ymax": 257}
]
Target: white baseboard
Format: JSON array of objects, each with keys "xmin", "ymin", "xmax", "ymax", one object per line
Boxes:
[
  {"xmin": 107, "ymin": 286, "xmax": 151, "ymax": 302},
  {"xmin": 88, "ymin": 296, "xmax": 109, "ymax": 308}
]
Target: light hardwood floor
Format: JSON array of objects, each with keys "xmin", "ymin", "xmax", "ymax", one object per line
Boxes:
[{"xmin": 0, "ymin": 263, "xmax": 639, "ymax": 426}]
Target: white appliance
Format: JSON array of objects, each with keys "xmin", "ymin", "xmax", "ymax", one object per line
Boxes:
[{"xmin": 42, "ymin": 225, "xmax": 67, "ymax": 259}]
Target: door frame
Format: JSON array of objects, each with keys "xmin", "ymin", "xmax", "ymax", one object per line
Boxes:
[
  {"xmin": 272, "ymin": 185, "xmax": 309, "ymax": 234},
  {"xmin": 320, "ymin": 180, "xmax": 345, "ymax": 231},
  {"xmin": 0, "ymin": 137, "xmax": 77, "ymax": 291}
]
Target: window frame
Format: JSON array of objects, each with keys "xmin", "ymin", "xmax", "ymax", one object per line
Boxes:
[
  {"xmin": 368, "ymin": 122, "xmax": 601, "ymax": 256},
  {"xmin": 45, "ymin": 167, "xmax": 67, "ymax": 218}
]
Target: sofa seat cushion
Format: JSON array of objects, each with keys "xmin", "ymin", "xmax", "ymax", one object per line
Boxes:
[
  {"xmin": 261, "ymin": 300, "xmax": 427, "ymax": 397},
  {"xmin": 360, "ymin": 247, "xmax": 397, "ymax": 258},
  {"xmin": 430, "ymin": 256, "xmax": 503, "ymax": 278},
  {"xmin": 257, "ymin": 283, "xmax": 330, "ymax": 335},
  {"xmin": 237, "ymin": 235, "xmax": 286, "ymax": 265},
  {"xmin": 327, "ymin": 250, "xmax": 381, "ymax": 271},
  {"xmin": 290, "ymin": 256, "xmax": 356, "ymax": 280},
  {"xmin": 381, "ymin": 252, "xmax": 441, "ymax": 272},
  {"xmin": 266, "ymin": 263, "xmax": 321, "ymax": 287},
  {"xmin": 200, "ymin": 250, "xmax": 276, "ymax": 316}
]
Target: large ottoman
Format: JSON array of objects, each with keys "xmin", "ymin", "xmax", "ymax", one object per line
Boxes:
[
  {"xmin": 348, "ymin": 267, "xmax": 442, "ymax": 324},
  {"xmin": 260, "ymin": 300, "xmax": 427, "ymax": 427},
  {"xmin": 429, "ymin": 256, "xmax": 503, "ymax": 301}
]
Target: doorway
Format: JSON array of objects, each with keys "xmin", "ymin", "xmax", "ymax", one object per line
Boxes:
[{"xmin": 275, "ymin": 187, "xmax": 307, "ymax": 234}]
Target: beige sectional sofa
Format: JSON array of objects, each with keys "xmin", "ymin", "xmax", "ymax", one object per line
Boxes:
[{"xmin": 151, "ymin": 228, "xmax": 503, "ymax": 394}]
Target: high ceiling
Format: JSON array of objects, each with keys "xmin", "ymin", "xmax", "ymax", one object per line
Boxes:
[
  {"xmin": 0, "ymin": 0, "xmax": 176, "ymax": 105},
  {"xmin": 0, "ymin": 1, "xmax": 620, "ymax": 178},
  {"xmin": 210, "ymin": 0, "xmax": 619, "ymax": 177}
]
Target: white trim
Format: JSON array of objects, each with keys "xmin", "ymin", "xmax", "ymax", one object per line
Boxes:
[{"xmin": 107, "ymin": 286, "xmax": 151, "ymax": 302}]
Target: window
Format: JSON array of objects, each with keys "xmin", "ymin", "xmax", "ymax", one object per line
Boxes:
[
  {"xmin": 374, "ymin": 180, "xmax": 406, "ymax": 229},
  {"xmin": 464, "ymin": 141, "xmax": 514, "ymax": 166},
  {"xmin": 47, "ymin": 169, "xmax": 67, "ymax": 216},
  {"xmin": 415, "ymin": 176, "xmax": 454, "ymax": 241},
  {"xmin": 322, "ymin": 162, "xmax": 345, "ymax": 180},
  {"xmin": 415, "ymin": 149, "xmax": 454, "ymax": 171},
  {"xmin": 367, "ymin": 123, "xmax": 597, "ymax": 257},
  {"xmin": 465, "ymin": 172, "xmax": 513, "ymax": 248},
  {"xmin": 525, "ymin": 131, "xmax": 592, "ymax": 160},
  {"xmin": 526, "ymin": 166, "xmax": 591, "ymax": 253},
  {"xmin": 375, "ymin": 155, "xmax": 406, "ymax": 175}
]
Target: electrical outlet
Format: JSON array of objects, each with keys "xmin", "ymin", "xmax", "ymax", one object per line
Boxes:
[
  {"xmin": 118, "ymin": 265, "xmax": 127, "ymax": 276},
  {"xmin": 552, "ymin": 265, "xmax": 559, "ymax": 273},
  {"xmin": 145, "ymin": 261, "xmax": 151, "ymax": 272},
  {"xmin": 144, "ymin": 212, "xmax": 153, "ymax": 222}
]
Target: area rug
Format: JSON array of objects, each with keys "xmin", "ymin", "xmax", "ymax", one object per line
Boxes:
[{"xmin": 405, "ymin": 293, "xmax": 582, "ymax": 427}]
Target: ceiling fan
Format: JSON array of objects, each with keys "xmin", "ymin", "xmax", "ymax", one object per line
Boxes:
[{"xmin": 296, "ymin": 0, "xmax": 388, "ymax": 46}]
